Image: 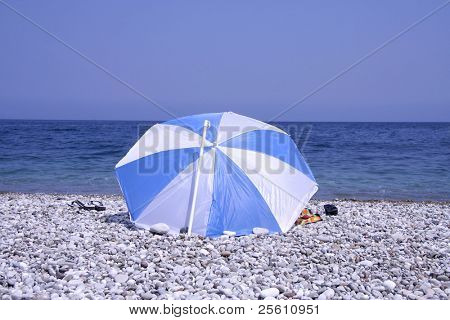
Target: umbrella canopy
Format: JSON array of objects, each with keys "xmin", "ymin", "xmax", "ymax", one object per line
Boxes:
[{"xmin": 115, "ymin": 112, "xmax": 318, "ymax": 236}]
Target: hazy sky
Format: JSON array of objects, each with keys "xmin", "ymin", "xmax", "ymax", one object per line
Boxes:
[{"xmin": 0, "ymin": 0, "xmax": 449, "ymax": 121}]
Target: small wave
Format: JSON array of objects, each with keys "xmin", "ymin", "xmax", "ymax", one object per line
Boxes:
[{"xmin": 50, "ymin": 128, "xmax": 79, "ymax": 132}]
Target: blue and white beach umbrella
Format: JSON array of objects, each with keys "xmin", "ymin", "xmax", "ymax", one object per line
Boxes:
[{"xmin": 116, "ymin": 112, "xmax": 318, "ymax": 237}]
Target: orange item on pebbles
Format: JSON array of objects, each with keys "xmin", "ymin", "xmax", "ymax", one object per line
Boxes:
[{"xmin": 295, "ymin": 208, "xmax": 322, "ymax": 225}]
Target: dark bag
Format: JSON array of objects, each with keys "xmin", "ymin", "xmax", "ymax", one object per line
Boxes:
[{"xmin": 324, "ymin": 204, "xmax": 338, "ymax": 216}]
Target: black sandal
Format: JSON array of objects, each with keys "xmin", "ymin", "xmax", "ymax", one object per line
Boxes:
[
  {"xmin": 69, "ymin": 200, "xmax": 105, "ymax": 211},
  {"xmin": 89, "ymin": 200, "xmax": 106, "ymax": 211}
]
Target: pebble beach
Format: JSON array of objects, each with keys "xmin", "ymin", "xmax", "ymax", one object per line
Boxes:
[{"xmin": 1, "ymin": 193, "xmax": 449, "ymax": 300}]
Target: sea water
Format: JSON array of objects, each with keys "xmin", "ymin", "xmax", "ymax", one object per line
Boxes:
[{"xmin": 0, "ymin": 120, "xmax": 449, "ymax": 200}]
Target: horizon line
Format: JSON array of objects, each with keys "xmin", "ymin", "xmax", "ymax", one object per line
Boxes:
[{"xmin": 1, "ymin": 118, "xmax": 449, "ymax": 123}]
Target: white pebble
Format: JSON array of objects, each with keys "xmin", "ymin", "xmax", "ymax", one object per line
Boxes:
[
  {"xmin": 383, "ymin": 280, "xmax": 396, "ymax": 291},
  {"xmin": 149, "ymin": 223, "xmax": 170, "ymax": 235},
  {"xmin": 260, "ymin": 288, "xmax": 279, "ymax": 299},
  {"xmin": 253, "ymin": 227, "xmax": 269, "ymax": 235}
]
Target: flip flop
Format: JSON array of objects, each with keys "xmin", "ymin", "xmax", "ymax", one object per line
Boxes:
[
  {"xmin": 69, "ymin": 200, "xmax": 105, "ymax": 211},
  {"xmin": 89, "ymin": 200, "xmax": 106, "ymax": 211}
]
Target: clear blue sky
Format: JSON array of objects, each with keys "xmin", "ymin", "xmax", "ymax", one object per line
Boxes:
[{"xmin": 0, "ymin": 0, "xmax": 449, "ymax": 121}]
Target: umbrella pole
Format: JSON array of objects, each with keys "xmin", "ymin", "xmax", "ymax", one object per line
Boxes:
[{"xmin": 187, "ymin": 120, "xmax": 210, "ymax": 236}]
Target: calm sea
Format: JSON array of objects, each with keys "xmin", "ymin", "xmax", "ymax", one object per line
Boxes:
[{"xmin": 0, "ymin": 120, "xmax": 449, "ymax": 201}]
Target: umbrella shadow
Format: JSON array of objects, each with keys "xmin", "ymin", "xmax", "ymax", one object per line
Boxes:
[{"xmin": 104, "ymin": 211, "xmax": 137, "ymax": 230}]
